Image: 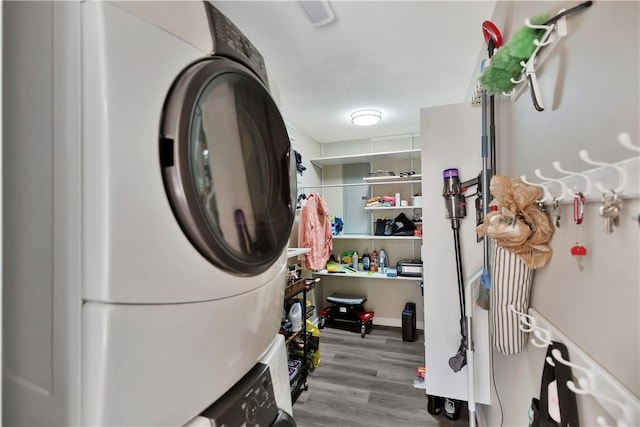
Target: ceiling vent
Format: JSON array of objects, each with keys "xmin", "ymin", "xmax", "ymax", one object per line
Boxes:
[{"xmin": 296, "ymin": 0, "xmax": 335, "ymax": 27}]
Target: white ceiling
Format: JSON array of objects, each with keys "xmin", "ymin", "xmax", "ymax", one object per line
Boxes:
[{"xmin": 213, "ymin": 1, "xmax": 497, "ymax": 143}]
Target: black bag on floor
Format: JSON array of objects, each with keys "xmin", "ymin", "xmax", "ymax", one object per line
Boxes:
[{"xmin": 529, "ymin": 341, "xmax": 579, "ymax": 427}]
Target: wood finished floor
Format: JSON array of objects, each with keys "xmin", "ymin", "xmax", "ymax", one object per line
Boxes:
[{"xmin": 292, "ymin": 324, "xmax": 469, "ymax": 427}]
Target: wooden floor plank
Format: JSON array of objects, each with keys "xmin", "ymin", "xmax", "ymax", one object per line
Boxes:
[{"xmin": 292, "ymin": 325, "xmax": 470, "ymax": 427}]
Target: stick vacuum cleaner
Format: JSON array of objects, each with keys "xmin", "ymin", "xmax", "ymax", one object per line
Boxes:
[
  {"xmin": 442, "ymin": 168, "xmax": 470, "ymax": 373},
  {"xmin": 426, "ymin": 168, "xmax": 471, "ymax": 421}
]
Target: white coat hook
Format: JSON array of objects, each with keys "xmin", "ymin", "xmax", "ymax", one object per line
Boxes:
[
  {"xmin": 510, "ymin": 69, "xmax": 527, "ymax": 84},
  {"xmin": 596, "ymin": 415, "xmax": 629, "ymax": 427},
  {"xmin": 592, "ymin": 395, "xmax": 632, "ymax": 427},
  {"xmin": 508, "ymin": 305, "xmax": 552, "ymax": 348},
  {"xmin": 534, "ymin": 169, "xmax": 568, "ymax": 201},
  {"xmin": 551, "ymin": 348, "xmax": 594, "ymax": 391},
  {"xmin": 508, "ymin": 304, "xmax": 536, "ymax": 330},
  {"xmin": 563, "ymin": 364, "xmax": 632, "ymax": 427},
  {"xmin": 552, "ymin": 161, "xmax": 592, "ymax": 197},
  {"xmin": 520, "ymin": 175, "xmax": 552, "ymax": 203},
  {"xmin": 578, "ymin": 149, "xmax": 627, "ymax": 194},
  {"xmin": 524, "ymin": 17, "xmax": 552, "ymax": 31},
  {"xmin": 618, "ymin": 132, "xmax": 640, "ymax": 153},
  {"xmin": 597, "ymin": 412, "xmax": 630, "ymax": 427}
]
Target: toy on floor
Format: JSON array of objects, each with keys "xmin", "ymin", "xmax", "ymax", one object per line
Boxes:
[{"xmin": 318, "ymin": 293, "xmax": 374, "ymax": 338}]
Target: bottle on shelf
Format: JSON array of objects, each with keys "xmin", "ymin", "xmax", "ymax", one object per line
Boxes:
[
  {"xmin": 378, "ymin": 249, "xmax": 388, "ymax": 273},
  {"xmin": 362, "ymin": 249, "xmax": 370, "ymax": 270},
  {"xmin": 289, "ymin": 300, "xmax": 303, "ymax": 332},
  {"xmin": 352, "ymin": 251, "xmax": 358, "ymax": 270}
]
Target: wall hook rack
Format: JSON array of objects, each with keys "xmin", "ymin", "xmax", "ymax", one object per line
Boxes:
[
  {"xmin": 512, "ymin": 308, "xmax": 640, "ymax": 427},
  {"xmin": 502, "ymin": 1, "xmax": 593, "ymax": 108},
  {"xmin": 508, "ymin": 305, "xmax": 552, "ymax": 348},
  {"xmin": 533, "ymin": 168, "xmax": 568, "ymax": 202},
  {"xmin": 520, "ymin": 175, "xmax": 553, "ymax": 203},
  {"xmin": 578, "ymin": 149, "xmax": 627, "ymax": 194},
  {"xmin": 552, "ymin": 160, "xmax": 592, "ymax": 198},
  {"xmin": 502, "ymin": 9, "xmax": 568, "ymax": 102},
  {"xmin": 618, "ymin": 132, "xmax": 640, "ymax": 153},
  {"xmin": 527, "ymin": 133, "xmax": 639, "ymax": 205}
]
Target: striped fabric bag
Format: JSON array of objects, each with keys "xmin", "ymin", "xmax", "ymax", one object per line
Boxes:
[{"xmin": 490, "ymin": 240, "xmax": 534, "ymax": 355}]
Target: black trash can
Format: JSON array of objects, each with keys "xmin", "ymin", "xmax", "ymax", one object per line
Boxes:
[{"xmin": 402, "ymin": 302, "xmax": 416, "ymax": 342}]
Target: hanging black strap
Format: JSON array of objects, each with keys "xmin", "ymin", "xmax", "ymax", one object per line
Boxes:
[{"xmin": 538, "ymin": 341, "xmax": 580, "ymax": 427}]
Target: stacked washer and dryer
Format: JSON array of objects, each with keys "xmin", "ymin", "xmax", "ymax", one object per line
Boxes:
[{"xmin": 3, "ymin": 1, "xmax": 296, "ymax": 426}]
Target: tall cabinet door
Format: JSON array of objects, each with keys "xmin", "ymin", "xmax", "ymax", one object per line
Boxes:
[
  {"xmin": 420, "ymin": 102, "xmax": 491, "ymax": 404},
  {"xmin": 342, "ymin": 163, "xmax": 371, "ymax": 235}
]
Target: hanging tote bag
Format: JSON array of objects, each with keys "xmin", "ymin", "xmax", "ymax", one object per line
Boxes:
[
  {"xmin": 529, "ymin": 341, "xmax": 580, "ymax": 427},
  {"xmin": 490, "ymin": 240, "xmax": 534, "ymax": 355}
]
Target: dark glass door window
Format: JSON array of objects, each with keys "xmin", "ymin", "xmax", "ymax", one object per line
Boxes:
[{"xmin": 161, "ymin": 58, "xmax": 294, "ymax": 275}]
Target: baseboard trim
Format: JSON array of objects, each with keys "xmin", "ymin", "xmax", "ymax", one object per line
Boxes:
[{"xmin": 373, "ymin": 317, "xmax": 424, "ymax": 330}]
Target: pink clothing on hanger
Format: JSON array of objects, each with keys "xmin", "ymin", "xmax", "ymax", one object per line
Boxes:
[{"xmin": 298, "ymin": 193, "xmax": 332, "ymax": 270}]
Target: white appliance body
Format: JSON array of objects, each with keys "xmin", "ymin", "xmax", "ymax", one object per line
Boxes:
[
  {"xmin": 82, "ymin": 1, "xmax": 291, "ymax": 305},
  {"xmin": 3, "ymin": 1, "xmax": 295, "ymax": 426}
]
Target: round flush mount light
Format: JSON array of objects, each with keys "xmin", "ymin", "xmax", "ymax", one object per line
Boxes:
[{"xmin": 350, "ymin": 109, "xmax": 382, "ymax": 126}]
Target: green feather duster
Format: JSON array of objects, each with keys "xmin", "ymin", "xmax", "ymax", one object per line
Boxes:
[
  {"xmin": 508, "ymin": 14, "xmax": 550, "ymax": 59},
  {"xmin": 478, "ymin": 14, "xmax": 550, "ymax": 95}
]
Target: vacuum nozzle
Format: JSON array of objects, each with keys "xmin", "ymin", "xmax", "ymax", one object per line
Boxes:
[{"xmin": 448, "ymin": 345, "xmax": 467, "ymax": 372}]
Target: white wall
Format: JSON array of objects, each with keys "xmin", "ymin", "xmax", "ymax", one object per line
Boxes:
[
  {"xmin": 479, "ymin": 2, "xmax": 639, "ymax": 425},
  {"xmin": 1, "ymin": 1, "xmax": 4, "ymax": 420}
]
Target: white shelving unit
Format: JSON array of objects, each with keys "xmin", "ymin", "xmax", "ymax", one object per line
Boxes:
[
  {"xmin": 287, "ymin": 247, "xmax": 310, "ymax": 258},
  {"xmin": 364, "ymin": 206, "xmax": 421, "ymax": 211},
  {"xmin": 313, "ymin": 269, "xmax": 421, "ymax": 281},
  {"xmin": 363, "ymin": 174, "xmax": 422, "ymax": 183},
  {"xmin": 306, "ymin": 140, "xmax": 424, "ymax": 329},
  {"xmin": 310, "ymin": 148, "xmax": 421, "ymax": 168},
  {"xmin": 333, "ymin": 234, "xmax": 421, "ymax": 240},
  {"xmin": 308, "ymin": 144, "xmax": 422, "ymax": 278}
]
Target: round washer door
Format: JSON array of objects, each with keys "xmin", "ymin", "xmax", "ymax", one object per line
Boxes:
[{"xmin": 160, "ymin": 57, "xmax": 295, "ymax": 276}]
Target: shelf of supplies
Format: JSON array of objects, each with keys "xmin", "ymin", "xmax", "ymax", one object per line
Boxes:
[
  {"xmin": 310, "ymin": 149, "xmax": 421, "ymax": 168},
  {"xmin": 365, "ymin": 206, "xmax": 422, "ymax": 211},
  {"xmin": 313, "ymin": 269, "xmax": 421, "ymax": 281},
  {"xmin": 290, "ymin": 366, "xmax": 308, "ymax": 403},
  {"xmin": 333, "ymin": 234, "xmax": 421, "ymax": 240},
  {"xmin": 284, "ymin": 278, "xmax": 306, "ymax": 300},
  {"xmin": 284, "ymin": 330, "xmax": 303, "ymax": 345},
  {"xmin": 287, "ymin": 248, "xmax": 310, "ymax": 258},
  {"xmin": 363, "ymin": 174, "xmax": 422, "ymax": 183}
]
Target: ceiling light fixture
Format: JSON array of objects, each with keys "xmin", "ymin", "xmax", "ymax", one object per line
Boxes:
[
  {"xmin": 350, "ymin": 109, "xmax": 382, "ymax": 126},
  {"xmin": 296, "ymin": 0, "xmax": 335, "ymax": 27}
]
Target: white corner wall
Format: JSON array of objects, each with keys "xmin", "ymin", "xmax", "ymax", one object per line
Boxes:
[
  {"xmin": 1, "ymin": 0, "xmax": 4, "ymax": 420},
  {"xmin": 477, "ymin": 2, "xmax": 639, "ymax": 426}
]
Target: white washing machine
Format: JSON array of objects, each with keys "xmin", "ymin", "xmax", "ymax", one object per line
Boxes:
[{"xmin": 3, "ymin": 1, "xmax": 295, "ymax": 426}]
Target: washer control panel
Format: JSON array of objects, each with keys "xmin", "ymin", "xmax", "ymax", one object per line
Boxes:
[
  {"xmin": 200, "ymin": 363, "xmax": 278, "ymax": 427},
  {"xmin": 205, "ymin": 2, "xmax": 269, "ymax": 86}
]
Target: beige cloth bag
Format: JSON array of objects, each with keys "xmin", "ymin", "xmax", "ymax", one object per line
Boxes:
[
  {"xmin": 476, "ymin": 176, "xmax": 555, "ymax": 354},
  {"xmin": 476, "ymin": 176, "xmax": 554, "ymax": 269}
]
